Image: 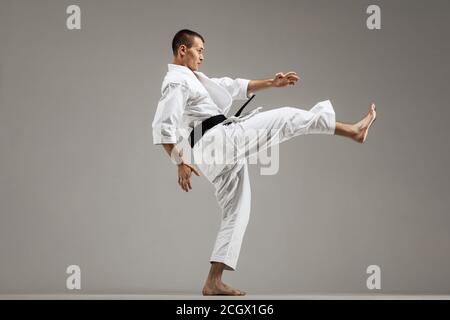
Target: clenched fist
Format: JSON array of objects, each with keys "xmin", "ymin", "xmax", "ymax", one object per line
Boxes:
[{"xmin": 272, "ymin": 71, "xmax": 300, "ymax": 88}]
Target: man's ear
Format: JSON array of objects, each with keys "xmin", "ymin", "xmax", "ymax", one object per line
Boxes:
[{"xmin": 179, "ymin": 44, "xmax": 187, "ymax": 57}]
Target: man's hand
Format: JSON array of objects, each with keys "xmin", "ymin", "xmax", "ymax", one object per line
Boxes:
[
  {"xmin": 178, "ymin": 162, "xmax": 201, "ymax": 192},
  {"xmin": 272, "ymin": 71, "xmax": 300, "ymax": 88},
  {"xmin": 247, "ymin": 71, "xmax": 300, "ymax": 95}
]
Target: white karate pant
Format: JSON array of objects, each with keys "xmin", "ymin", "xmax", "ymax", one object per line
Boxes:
[{"xmin": 193, "ymin": 100, "xmax": 336, "ymax": 271}]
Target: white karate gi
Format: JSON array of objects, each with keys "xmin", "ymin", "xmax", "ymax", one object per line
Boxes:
[{"xmin": 152, "ymin": 63, "xmax": 336, "ymax": 271}]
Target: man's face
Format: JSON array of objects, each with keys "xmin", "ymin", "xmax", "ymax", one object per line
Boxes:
[{"xmin": 181, "ymin": 36, "xmax": 204, "ymax": 71}]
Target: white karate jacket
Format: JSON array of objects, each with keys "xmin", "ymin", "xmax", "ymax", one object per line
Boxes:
[{"xmin": 152, "ymin": 63, "xmax": 252, "ymax": 145}]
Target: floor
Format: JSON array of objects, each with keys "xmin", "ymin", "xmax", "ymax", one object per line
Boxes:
[{"xmin": 1, "ymin": 294, "xmax": 449, "ymax": 300}]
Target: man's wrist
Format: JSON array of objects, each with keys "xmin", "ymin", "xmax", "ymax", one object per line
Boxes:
[{"xmin": 169, "ymin": 147, "xmax": 186, "ymax": 166}]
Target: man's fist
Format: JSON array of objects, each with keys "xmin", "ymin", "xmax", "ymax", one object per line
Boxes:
[{"xmin": 272, "ymin": 71, "xmax": 300, "ymax": 88}]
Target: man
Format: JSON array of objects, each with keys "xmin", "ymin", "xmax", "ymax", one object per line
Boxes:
[{"xmin": 152, "ymin": 29, "xmax": 376, "ymax": 296}]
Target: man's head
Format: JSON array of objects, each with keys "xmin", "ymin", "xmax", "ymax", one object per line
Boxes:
[{"xmin": 171, "ymin": 29, "xmax": 205, "ymax": 71}]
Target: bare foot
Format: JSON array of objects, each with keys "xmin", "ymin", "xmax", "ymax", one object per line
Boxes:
[
  {"xmin": 354, "ymin": 103, "xmax": 377, "ymax": 143},
  {"xmin": 202, "ymin": 280, "xmax": 246, "ymax": 296}
]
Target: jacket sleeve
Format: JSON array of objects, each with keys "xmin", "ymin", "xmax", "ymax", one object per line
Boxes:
[
  {"xmin": 210, "ymin": 77, "xmax": 250, "ymax": 101},
  {"xmin": 152, "ymin": 82, "xmax": 189, "ymax": 145}
]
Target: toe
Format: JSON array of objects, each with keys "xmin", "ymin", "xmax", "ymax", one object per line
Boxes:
[{"xmin": 232, "ymin": 289, "xmax": 241, "ymax": 295}]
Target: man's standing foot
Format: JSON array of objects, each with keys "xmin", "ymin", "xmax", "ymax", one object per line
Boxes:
[{"xmin": 202, "ymin": 280, "xmax": 246, "ymax": 296}]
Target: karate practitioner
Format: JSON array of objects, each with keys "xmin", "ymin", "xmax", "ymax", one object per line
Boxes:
[{"xmin": 152, "ymin": 29, "xmax": 377, "ymax": 296}]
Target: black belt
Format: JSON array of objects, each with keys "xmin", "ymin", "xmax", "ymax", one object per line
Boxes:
[{"xmin": 189, "ymin": 94, "xmax": 255, "ymax": 148}]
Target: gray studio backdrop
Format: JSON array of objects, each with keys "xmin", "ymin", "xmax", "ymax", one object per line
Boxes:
[{"xmin": 1, "ymin": 0, "xmax": 449, "ymax": 295}]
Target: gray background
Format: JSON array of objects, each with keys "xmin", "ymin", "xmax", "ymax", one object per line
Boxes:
[{"xmin": 0, "ymin": 0, "xmax": 449, "ymax": 295}]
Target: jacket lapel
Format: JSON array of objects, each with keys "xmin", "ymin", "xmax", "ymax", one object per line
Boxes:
[{"xmin": 194, "ymin": 71, "xmax": 232, "ymax": 112}]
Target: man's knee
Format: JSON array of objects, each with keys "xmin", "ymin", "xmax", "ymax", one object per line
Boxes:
[
  {"xmin": 272, "ymin": 106, "xmax": 298, "ymax": 124},
  {"xmin": 279, "ymin": 106, "xmax": 297, "ymax": 115}
]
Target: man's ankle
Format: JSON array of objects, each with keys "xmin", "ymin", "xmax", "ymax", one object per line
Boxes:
[{"xmin": 206, "ymin": 276, "xmax": 222, "ymax": 284}]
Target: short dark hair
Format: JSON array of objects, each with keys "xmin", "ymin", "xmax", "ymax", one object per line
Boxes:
[{"xmin": 171, "ymin": 29, "xmax": 205, "ymax": 56}]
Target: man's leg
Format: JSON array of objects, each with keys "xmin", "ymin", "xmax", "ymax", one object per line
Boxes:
[
  {"xmin": 226, "ymin": 101, "xmax": 376, "ymax": 164},
  {"xmin": 202, "ymin": 159, "xmax": 250, "ymax": 296}
]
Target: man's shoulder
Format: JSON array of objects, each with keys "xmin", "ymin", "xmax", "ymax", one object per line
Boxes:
[
  {"xmin": 162, "ymin": 70, "xmax": 191, "ymax": 85},
  {"xmin": 159, "ymin": 73, "xmax": 190, "ymax": 94}
]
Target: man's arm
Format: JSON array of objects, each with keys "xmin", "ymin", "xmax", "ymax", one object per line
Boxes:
[
  {"xmin": 152, "ymin": 82, "xmax": 200, "ymax": 192},
  {"xmin": 248, "ymin": 71, "xmax": 300, "ymax": 95},
  {"xmin": 152, "ymin": 82, "xmax": 188, "ymax": 144},
  {"xmin": 161, "ymin": 143, "xmax": 184, "ymax": 164}
]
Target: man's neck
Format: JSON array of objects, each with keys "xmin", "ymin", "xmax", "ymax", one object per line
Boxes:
[
  {"xmin": 169, "ymin": 61, "xmax": 197, "ymax": 75},
  {"xmin": 172, "ymin": 59, "xmax": 189, "ymax": 69}
]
